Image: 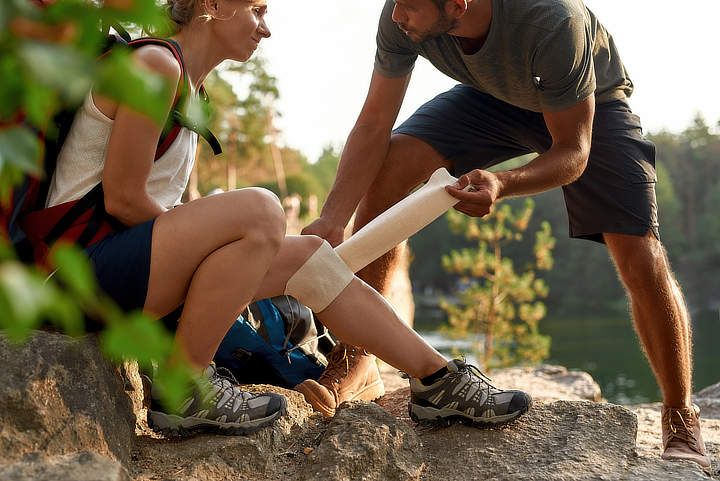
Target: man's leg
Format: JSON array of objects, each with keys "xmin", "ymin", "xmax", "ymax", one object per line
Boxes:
[
  {"xmin": 605, "ymin": 231, "xmax": 710, "ymax": 468},
  {"xmin": 604, "ymin": 231, "xmax": 692, "ymax": 406},
  {"xmin": 293, "ymin": 134, "xmax": 451, "ymax": 416},
  {"xmin": 354, "ymin": 133, "xmax": 453, "ymax": 293}
]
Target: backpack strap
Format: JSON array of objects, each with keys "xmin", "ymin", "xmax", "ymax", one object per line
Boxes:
[{"xmin": 127, "ymin": 37, "xmax": 223, "ymax": 157}]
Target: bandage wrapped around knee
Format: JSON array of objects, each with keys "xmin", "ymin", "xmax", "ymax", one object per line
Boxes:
[
  {"xmin": 284, "ymin": 239, "xmax": 355, "ymax": 313},
  {"xmin": 335, "ymin": 168, "xmax": 462, "ymax": 273}
]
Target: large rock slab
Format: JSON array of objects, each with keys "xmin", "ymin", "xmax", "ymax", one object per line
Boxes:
[
  {"xmin": 696, "ymin": 381, "xmax": 720, "ymax": 419},
  {"xmin": 418, "ymin": 400, "xmax": 637, "ymax": 481},
  {"xmin": 492, "ymin": 365, "xmax": 603, "ymax": 402},
  {"xmin": 0, "ymin": 451, "xmax": 131, "ymax": 481},
  {"xmin": 131, "ymin": 385, "xmax": 317, "ymax": 480},
  {"xmin": 0, "ymin": 331, "xmax": 136, "ymax": 466},
  {"xmin": 300, "ymin": 402, "xmax": 423, "ymax": 481}
]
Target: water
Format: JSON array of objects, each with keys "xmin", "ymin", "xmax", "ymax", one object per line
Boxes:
[{"xmin": 418, "ymin": 309, "xmax": 720, "ymax": 405}]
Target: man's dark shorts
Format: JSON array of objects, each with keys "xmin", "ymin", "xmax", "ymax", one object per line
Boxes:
[{"xmin": 394, "ymin": 84, "xmax": 660, "ymax": 243}]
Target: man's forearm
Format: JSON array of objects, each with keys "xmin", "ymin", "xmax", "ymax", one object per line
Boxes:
[
  {"xmin": 495, "ymin": 144, "xmax": 589, "ymax": 199},
  {"xmin": 320, "ymin": 123, "xmax": 392, "ymax": 226}
]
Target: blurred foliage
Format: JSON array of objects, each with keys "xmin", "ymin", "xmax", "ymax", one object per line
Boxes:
[
  {"xmin": 0, "ymin": 0, "xmax": 203, "ymax": 413},
  {"xmin": 439, "ymin": 199, "xmax": 553, "ymax": 371}
]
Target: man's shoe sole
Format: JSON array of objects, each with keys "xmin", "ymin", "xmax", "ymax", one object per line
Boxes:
[
  {"xmin": 295, "ymin": 379, "xmax": 385, "ymax": 417},
  {"xmin": 147, "ymin": 398, "xmax": 287, "ymax": 437},
  {"xmin": 408, "ymin": 401, "xmax": 531, "ymax": 428}
]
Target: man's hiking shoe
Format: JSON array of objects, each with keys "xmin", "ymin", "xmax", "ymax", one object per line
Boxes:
[
  {"xmin": 661, "ymin": 404, "xmax": 711, "ymax": 470},
  {"xmin": 147, "ymin": 363, "xmax": 286, "ymax": 437},
  {"xmin": 407, "ymin": 358, "xmax": 531, "ymax": 427},
  {"xmin": 295, "ymin": 342, "xmax": 385, "ymax": 417}
]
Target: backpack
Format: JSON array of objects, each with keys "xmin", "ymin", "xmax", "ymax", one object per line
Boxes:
[
  {"xmin": 214, "ymin": 296, "xmax": 334, "ymax": 388},
  {"xmin": 1, "ymin": 34, "xmax": 222, "ymax": 268}
]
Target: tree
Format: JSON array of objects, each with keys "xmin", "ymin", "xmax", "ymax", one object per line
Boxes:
[{"xmin": 440, "ymin": 199, "xmax": 554, "ymax": 371}]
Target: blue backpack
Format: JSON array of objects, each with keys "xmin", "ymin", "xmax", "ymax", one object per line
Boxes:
[{"xmin": 214, "ymin": 296, "xmax": 333, "ymax": 388}]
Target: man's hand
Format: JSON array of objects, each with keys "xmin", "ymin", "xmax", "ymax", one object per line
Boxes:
[
  {"xmin": 301, "ymin": 217, "xmax": 346, "ymax": 247},
  {"xmin": 445, "ymin": 169, "xmax": 503, "ymax": 217}
]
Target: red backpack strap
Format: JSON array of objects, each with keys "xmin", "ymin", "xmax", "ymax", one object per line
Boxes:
[{"xmin": 126, "ymin": 38, "xmax": 189, "ymax": 160}]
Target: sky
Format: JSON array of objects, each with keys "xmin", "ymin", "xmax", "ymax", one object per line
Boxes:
[{"xmin": 250, "ymin": 0, "xmax": 720, "ymax": 161}]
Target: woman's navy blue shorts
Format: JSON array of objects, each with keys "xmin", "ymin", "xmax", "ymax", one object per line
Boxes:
[{"xmin": 85, "ymin": 219, "xmax": 156, "ymax": 314}]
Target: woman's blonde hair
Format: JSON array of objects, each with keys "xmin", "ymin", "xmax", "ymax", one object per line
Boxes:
[{"xmin": 167, "ymin": 0, "xmax": 198, "ymax": 28}]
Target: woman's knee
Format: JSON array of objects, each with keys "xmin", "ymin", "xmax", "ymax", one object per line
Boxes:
[{"xmin": 226, "ymin": 187, "xmax": 286, "ymax": 248}]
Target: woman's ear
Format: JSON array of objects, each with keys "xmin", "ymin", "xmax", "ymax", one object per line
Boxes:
[{"xmin": 202, "ymin": 0, "xmax": 219, "ymax": 19}]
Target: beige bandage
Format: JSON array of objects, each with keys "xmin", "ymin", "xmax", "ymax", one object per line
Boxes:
[
  {"xmin": 285, "ymin": 239, "xmax": 355, "ymax": 313},
  {"xmin": 335, "ymin": 168, "xmax": 462, "ymax": 273}
]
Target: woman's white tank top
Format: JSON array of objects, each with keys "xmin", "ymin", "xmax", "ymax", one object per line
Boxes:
[{"xmin": 46, "ymin": 92, "xmax": 198, "ymax": 209}]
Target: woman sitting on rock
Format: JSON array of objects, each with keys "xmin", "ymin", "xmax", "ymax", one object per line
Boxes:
[{"xmin": 46, "ymin": 0, "xmax": 531, "ymax": 436}]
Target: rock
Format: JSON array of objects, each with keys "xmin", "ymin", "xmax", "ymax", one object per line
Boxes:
[
  {"xmin": 300, "ymin": 401, "xmax": 423, "ymax": 481},
  {"xmin": 695, "ymin": 381, "xmax": 720, "ymax": 419},
  {"xmin": 491, "ymin": 365, "xmax": 603, "ymax": 402},
  {"xmin": 0, "ymin": 451, "xmax": 131, "ymax": 481},
  {"xmin": 419, "ymin": 400, "xmax": 637, "ymax": 481},
  {"xmin": 131, "ymin": 385, "xmax": 318, "ymax": 480},
  {"xmin": 0, "ymin": 331, "xmax": 136, "ymax": 467},
  {"xmin": 620, "ymin": 456, "xmax": 711, "ymax": 481}
]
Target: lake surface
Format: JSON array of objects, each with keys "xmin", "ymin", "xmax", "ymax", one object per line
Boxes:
[{"xmin": 417, "ymin": 308, "xmax": 719, "ymax": 405}]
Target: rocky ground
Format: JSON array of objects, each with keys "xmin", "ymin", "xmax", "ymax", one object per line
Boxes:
[{"xmin": 0, "ymin": 332, "xmax": 717, "ymax": 480}]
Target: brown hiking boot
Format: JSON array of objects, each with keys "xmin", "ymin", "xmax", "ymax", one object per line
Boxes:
[
  {"xmin": 294, "ymin": 342, "xmax": 385, "ymax": 417},
  {"xmin": 661, "ymin": 404, "xmax": 711, "ymax": 470}
]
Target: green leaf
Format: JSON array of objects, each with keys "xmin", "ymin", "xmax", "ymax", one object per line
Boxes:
[
  {"xmin": 0, "ymin": 126, "xmax": 42, "ymax": 176},
  {"xmin": 22, "ymin": 79, "xmax": 58, "ymax": 128},
  {"xmin": 0, "ymin": 262, "xmax": 48, "ymax": 342},
  {"xmin": 42, "ymin": 292, "xmax": 85, "ymax": 338},
  {"xmin": 50, "ymin": 245, "xmax": 97, "ymax": 301},
  {"xmin": 101, "ymin": 312, "xmax": 174, "ymax": 366},
  {"xmin": 95, "ymin": 48, "xmax": 172, "ymax": 125},
  {"xmin": 152, "ymin": 362, "xmax": 195, "ymax": 414},
  {"xmin": 17, "ymin": 42, "xmax": 95, "ymax": 103}
]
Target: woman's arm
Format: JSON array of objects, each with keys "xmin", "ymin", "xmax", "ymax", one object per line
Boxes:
[{"xmin": 101, "ymin": 45, "xmax": 182, "ymax": 226}]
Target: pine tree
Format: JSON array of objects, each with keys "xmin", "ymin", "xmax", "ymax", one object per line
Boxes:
[{"xmin": 440, "ymin": 199, "xmax": 554, "ymax": 371}]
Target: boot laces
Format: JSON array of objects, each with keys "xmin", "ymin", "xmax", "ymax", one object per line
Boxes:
[
  {"xmin": 318, "ymin": 344, "xmax": 369, "ymax": 385},
  {"xmin": 452, "ymin": 358, "xmax": 497, "ymax": 401},
  {"xmin": 664, "ymin": 407, "xmax": 698, "ymax": 449}
]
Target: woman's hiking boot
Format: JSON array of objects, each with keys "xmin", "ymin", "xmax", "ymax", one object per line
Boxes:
[
  {"xmin": 661, "ymin": 404, "xmax": 711, "ymax": 470},
  {"xmin": 406, "ymin": 358, "xmax": 531, "ymax": 427},
  {"xmin": 147, "ymin": 363, "xmax": 286, "ymax": 437},
  {"xmin": 294, "ymin": 342, "xmax": 385, "ymax": 417}
]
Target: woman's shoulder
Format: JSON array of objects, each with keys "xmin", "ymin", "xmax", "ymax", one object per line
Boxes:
[{"xmin": 132, "ymin": 43, "xmax": 183, "ymax": 83}]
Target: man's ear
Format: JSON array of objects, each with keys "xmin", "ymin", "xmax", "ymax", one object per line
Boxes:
[{"xmin": 446, "ymin": 0, "xmax": 469, "ymax": 18}]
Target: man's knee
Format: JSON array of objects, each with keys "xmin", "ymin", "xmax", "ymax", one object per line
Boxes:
[{"xmin": 607, "ymin": 232, "xmax": 670, "ymax": 292}]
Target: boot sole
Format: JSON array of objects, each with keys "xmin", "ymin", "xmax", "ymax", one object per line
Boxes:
[
  {"xmin": 297, "ymin": 379, "xmax": 386, "ymax": 417},
  {"xmin": 408, "ymin": 400, "xmax": 530, "ymax": 428},
  {"xmin": 147, "ymin": 398, "xmax": 287, "ymax": 437}
]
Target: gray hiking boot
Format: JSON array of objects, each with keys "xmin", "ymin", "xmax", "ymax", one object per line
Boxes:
[
  {"xmin": 147, "ymin": 363, "xmax": 286, "ymax": 437},
  {"xmin": 407, "ymin": 358, "xmax": 531, "ymax": 427}
]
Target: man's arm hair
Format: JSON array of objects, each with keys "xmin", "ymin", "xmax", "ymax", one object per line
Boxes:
[{"xmin": 495, "ymin": 95, "xmax": 595, "ymax": 199}]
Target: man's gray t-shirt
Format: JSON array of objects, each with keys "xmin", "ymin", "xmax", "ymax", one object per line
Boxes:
[{"xmin": 375, "ymin": 0, "xmax": 633, "ymax": 112}]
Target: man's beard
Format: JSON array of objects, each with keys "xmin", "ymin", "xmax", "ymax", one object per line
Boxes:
[{"xmin": 397, "ymin": 14, "xmax": 458, "ymax": 43}]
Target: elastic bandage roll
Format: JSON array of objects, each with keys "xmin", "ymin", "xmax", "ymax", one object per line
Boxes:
[
  {"xmin": 335, "ymin": 168, "xmax": 462, "ymax": 273},
  {"xmin": 285, "ymin": 239, "xmax": 355, "ymax": 313}
]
